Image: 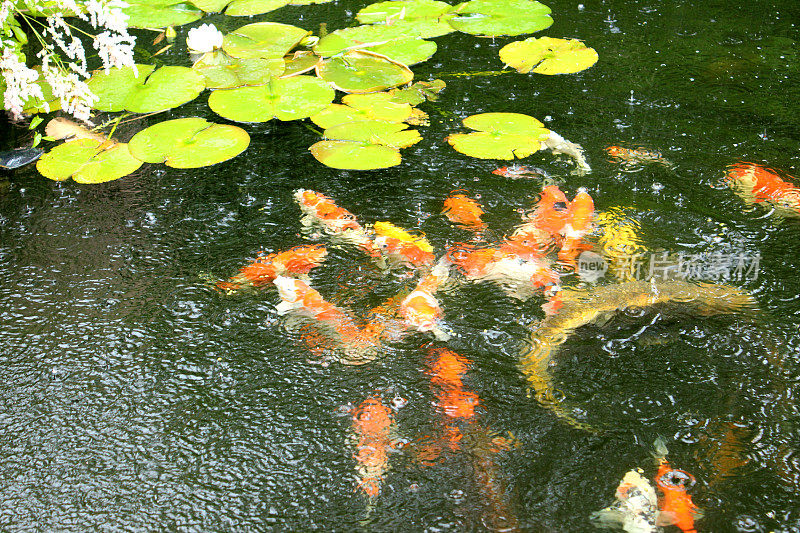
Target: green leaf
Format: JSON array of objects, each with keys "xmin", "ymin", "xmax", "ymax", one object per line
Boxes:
[
  {"xmin": 208, "ymin": 75, "xmax": 335, "ymax": 122},
  {"xmin": 128, "ymin": 117, "xmax": 250, "ymax": 168},
  {"xmin": 316, "ymin": 50, "xmax": 413, "ymax": 93},
  {"xmin": 281, "ymin": 51, "xmax": 322, "ymax": 77},
  {"xmin": 446, "ymin": 112, "xmax": 550, "ymax": 159},
  {"xmin": 499, "ymin": 36, "xmax": 598, "ymax": 74},
  {"xmin": 356, "ymin": 0, "xmax": 453, "ymax": 24},
  {"xmin": 193, "ymin": 50, "xmax": 284, "ymax": 88},
  {"xmin": 88, "ymin": 64, "xmax": 205, "ymax": 113},
  {"xmin": 36, "ymin": 139, "xmax": 143, "ymax": 183},
  {"xmin": 124, "ymin": 1, "xmax": 202, "ymax": 29},
  {"xmin": 314, "ymin": 21, "xmax": 453, "ymax": 57},
  {"xmin": 369, "ymin": 37, "xmax": 437, "ymax": 66},
  {"xmin": 226, "ymin": 0, "xmax": 288, "ymax": 15},
  {"xmin": 324, "ymin": 120, "xmax": 421, "ymax": 148},
  {"xmin": 449, "ymin": 0, "xmax": 552, "ymax": 36},
  {"xmin": 388, "ymin": 79, "xmax": 446, "ymax": 104},
  {"xmin": 222, "ymin": 22, "xmax": 309, "ymax": 59},
  {"xmin": 309, "ymin": 140, "xmax": 401, "ymax": 169}
]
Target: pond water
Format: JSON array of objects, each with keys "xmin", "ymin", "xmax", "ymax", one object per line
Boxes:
[{"xmin": 1, "ymin": 0, "xmax": 799, "ymax": 531}]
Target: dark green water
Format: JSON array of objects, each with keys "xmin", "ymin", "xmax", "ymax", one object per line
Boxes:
[{"xmin": 1, "ymin": 0, "xmax": 799, "ymax": 531}]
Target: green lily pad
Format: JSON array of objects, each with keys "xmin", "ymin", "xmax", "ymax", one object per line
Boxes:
[
  {"xmin": 208, "ymin": 75, "xmax": 335, "ymax": 122},
  {"xmin": 369, "ymin": 37, "xmax": 437, "ymax": 65},
  {"xmin": 193, "ymin": 50, "xmax": 284, "ymax": 88},
  {"xmin": 128, "ymin": 118, "xmax": 250, "ymax": 168},
  {"xmin": 281, "ymin": 52, "xmax": 322, "ymax": 77},
  {"xmin": 309, "ymin": 141, "xmax": 401, "ymax": 170},
  {"xmin": 449, "ymin": 0, "xmax": 552, "ymax": 36},
  {"xmin": 356, "ymin": 0, "xmax": 453, "ymax": 24},
  {"xmin": 36, "ymin": 139, "xmax": 142, "ymax": 183},
  {"xmin": 222, "ymin": 22, "xmax": 309, "ymax": 59},
  {"xmin": 446, "ymin": 112, "xmax": 550, "ymax": 159},
  {"xmin": 314, "ymin": 21, "xmax": 453, "ymax": 57},
  {"xmin": 324, "ymin": 120, "xmax": 421, "ymax": 148},
  {"xmin": 191, "ymin": 0, "xmax": 288, "ymax": 13},
  {"xmin": 500, "ymin": 36, "xmax": 598, "ymax": 74},
  {"xmin": 88, "ymin": 64, "xmax": 205, "ymax": 113},
  {"xmin": 388, "ymin": 79, "xmax": 446, "ymax": 104},
  {"xmin": 316, "ymin": 50, "xmax": 413, "ymax": 93},
  {"xmin": 344, "ymin": 93, "xmax": 416, "ymax": 120},
  {"xmin": 124, "ymin": 0, "xmax": 202, "ymax": 28}
]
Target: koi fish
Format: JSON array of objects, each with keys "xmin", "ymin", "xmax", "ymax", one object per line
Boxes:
[
  {"xmin": 294, "ymin": 189, "xmax": 377, "ymax": 252},
  {"xmin": 591, "ymin": 468, "xmax": 660, "ymax": 533},
  {"xmin": 605, "ymin": 146, "xmax": 673, "ymax": 168},
  {"xmin": 428, "ymin": 347, "xmax": 479, "ymax": 450},
  {"xmin": 446, "ymin": 243, "xmax": 560, "ymax": 300},
  {"xmin": 558, "ymin": 187, "xmax": 595, "ymax": 265},
  {"xmin": 399, "ymin": 261, "xmax": 451, "ymax": 340},
  {"xmin": 521, "ymin": 280, "xmax": 757, "ymax": 429},
  {"xmin": 653, "ymin": 438, "xmax": 701, "ymax": 533},
  {"xmin": 595, "ymin": 208, "xmax": 647, "ymax": 281},
  {"xmin": 351, "ymin": 395, "xmax": 396, "ymax": 499},
  {"xmin": 372, "ymin": 221, "xmax": 435, "ymax": 267},
  {"xmin": 216, "ymin": 244, "xmax": 327, "ymax": 293},
  {"xmin": 442, "ymin": 192, "xmax": 486, "ymax": 231},
  {"xmin": 273, "ymin": 276, "xmax": 380, "ymax": 364},
  {"xmin": 725, "ymin": 162, "xmax": 800, "ymax": 216},
  {"xmin": 542, "ymin": 130, "xmax": 591, "ymax": 173},
  {"xmin": 491, "ymin": 165, "xmax": 547, "ymax": 179}
]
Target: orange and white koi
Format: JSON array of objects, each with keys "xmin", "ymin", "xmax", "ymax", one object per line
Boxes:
[
  {"xmin": 372, "ymin": 221, "xmax": 435, "ymax": 268},
  {"xmin": 558, "ymin": 187, "xmax": 595, "ymax": 264},
  {"xmin": 591, "ymin": 468, "xmax": 660, "ymax": 533},
  {"xmin": 605, "ymin": 145, "xmax": 673, "ymax": 168},
  {"xmin": 399, "ymin": 261, "xmax": 451, "ymax": 340},
  {"xmin": 294, "ymin": 189, "xmax": 377, "ymax": 252},
  {"xmin": 542, "ymin": 130, "xmax": 592, "ymax": 173},
  {"xmin": 442, "ymin": 192, "xmax": 486, "ymax": 231},
  {"xmin": 653, "ymin": 438, "xmax": 701, "ymax": 533},
  {"xmin": 216, "ymin": 244, "xmax": 327, "ymax": 293},
  {"xmin": 725, "ymin": 162, "xmax": 800, "ymax": 216},
  {"xmin": 351, "ymin": 395, "xmax": 396, "ymax": 499},
  {"xmin": 491, "ymin": 165, "xmax": 547, "ymax": 179},
  {"xmin": 273, "ymin": 276, "xmax": 380, "ymax": 364}
]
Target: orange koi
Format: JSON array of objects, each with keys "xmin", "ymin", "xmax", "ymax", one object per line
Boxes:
[
  {"xmin": 559, "ymin": 187, "xmax": 595, "ymax": 264},
  {"xmin": 372, "ymin": 221, "xmax": 435, "ymax": 267},
  {"xmin": 216, "ymin": 244, "xmax": 327, "ymax": 293},
  {"xmin": 351, "ymin": 395, "xmax": 395, "ymax": 498},
  {"xmin": 399, "ymin": 262, "xmax": 451, "ymax": 340},
  {"xmin": 294, "ymin": 189, "xmax": 377, "ymax": 253},
  {"xmin": 725, "ymin": 162, "xmax": 800, "ymax": 216},
  {"xmin": 491, "ymin": 165, "xmax": 546, "ymax": 179},
  {"xmin": 427, "ymin": 348, "xmax": 478, "ymax": 451},
  {"xmin": 653, "ymin": 439, "xmax": 701, "ymax": 533},
  {"xmin": 605, "ymin": 145, "xmax": 673, "ymax": 167},
  {"xmin": 529, "ymin": 185, "xmax": 570, "ymax": 237},
  {"xmin": 442, "ymin": 192, "xmax": 486, "ymax": 231}
]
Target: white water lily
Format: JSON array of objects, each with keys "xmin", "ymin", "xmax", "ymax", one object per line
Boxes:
[{"xmin": 186, "ymin": 23, "xmax": 223, "ymax": 55}]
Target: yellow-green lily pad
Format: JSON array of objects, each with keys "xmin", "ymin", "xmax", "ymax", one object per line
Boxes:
[
  {"xmin": 193, "ymin": 50, "xmax": 284, "ymax": 88},
  {"xmin": 128, "ymin": 118, "xmax": 250, "ymax": 168},
  {"xmin": 449, "ymin": 0, "xmax": 552, "ymax": 36},
  {"xmin": 314, "ymin": 21, "xmax": 453, "ymax": 57},
  {"xmin": 324, "ymin": 120, "xmax": 421, "ymax": 148},
  {"xmin": 208, "ymin": 76, "xmax": 335, "ymax": 122},
  {"xmin": 356, "ymin": 0, "xmax": 453, "ymax": 24},
  {"xmin": 309, "ymin": 141, "xmax": 401, "ymax": 170},
  {"xmin": 222, "ymin": 22, "xmax": 309, "ymax": 59},
  {"xmin": 500, "ymin": 36, "xmax": 598, "ymax": 74},
  {"xmin": 88, "ymin": 64, "xmax": 205, "ymax": 113},
  {"xmin": 446, "ymin": 112, "xmax": 550, "ymax": 159},
  {"xmin": 191, "ymin": 0, "xmax": 287, "ymax": 14},
  {"xmin": 281, "ymin": 52, "xmax": 322, "ymax": 77},
  {"xmin": 36, "ymin": 139, "xmax": 143, "ymax": 183},
  {"xmin": 316, "ymin": 50, "xmax": 413, "ymax": 93},
  {"xmin": 369, "ymin": 37, "xmax": 437, "ymax": 66},
  {"xmin": 124, "ymin": 0, "xmax": 202, "ymax": 28},
  {"xmin": 388, "ymin": 79, "xmax": 446, "ymax": 104}
]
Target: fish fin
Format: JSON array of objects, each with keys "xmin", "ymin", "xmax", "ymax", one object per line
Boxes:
[
  {"xmin": 652, "ymin": 436, "xmax": 669, "ymax": 461},
  {"xmin": 589, "ymin": 508, "xmax": 625, "ymax": 528},
  {"xmin": 655, "ymin": 510, "xmax": 677, "ymax": 526},
  {"xmin": 691, "ymin": 507, "xmax": 705, "ymax": 520}
]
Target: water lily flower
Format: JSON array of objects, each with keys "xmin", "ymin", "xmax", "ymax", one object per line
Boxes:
[{"xmin": 186, "ymin": 24, "xmax": 223, "ymax": 55}]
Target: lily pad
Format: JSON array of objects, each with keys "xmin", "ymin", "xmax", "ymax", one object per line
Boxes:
[
  {"xmin": 369, "ymin": 37, "xmax": 437, "ymax": 65},
  {"xmin": 128, "ymin": 118, "xmax": 250, "ymax": 168},
  {"xmin": 36, "ymin": 139, "xmax": 142, "ymax": 183},
  {"xmin": 324, "ymin": 120, "xmax": 421, "ymax": 148},
  {"xmin": 309, "ymin": 141, "xmax": 401, "ymax": 170},
  {"xmin": 449, "ymin": 0, "xmax": 552, "ymax": 36},
  {"xmin": 222, "ymin": 22, "xmax": 309, "ymax": 59},
  {"xmin": 124, "ymin": 0, "xmax": 202, "ymax": 28},
  {"xmin": 208, "ymin": 75, "xmax": 335, "ymax": 122},
  {"xmin": 191, "ymin": 0, "xmax": 287, "ymax": 13},
  {"xmin": 316, "ymin": 50, "xmax": 413, "ymax": 93},
  {"xmin": 88, "ymin": 64, "xmax": 205, "ymax": 113},
  {"xmin": 314, "ymin": 21, "xmax": 453, "ymax": 57},
  {"xmin": 500, "ymin": 36, "xmax": 598, "ymax": 74},
  {"xmin": 388, "ymin": 79, "xmax": 446, "ymax": 104},
  {"xmin": 281, "ymin": 52, "xmax": 322, "ymax": 77},
  {"xmin": 446, "ymin": 112, "xmax": 550, "ymax": 159},
  {"xmin": 356, "ymin": 0, "xmax": 453, "ymax": 24},
  {"xmin": 193, "ymin": 51, "xmax": 284, "ymax": 88}
]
